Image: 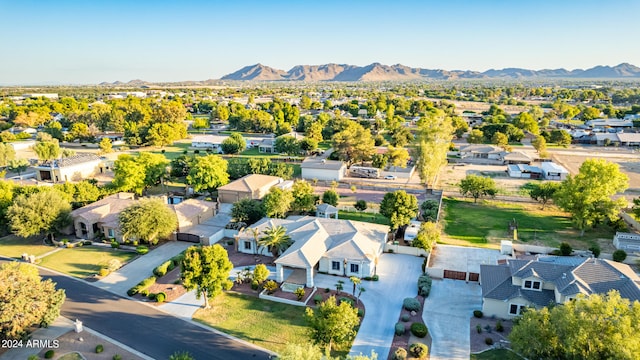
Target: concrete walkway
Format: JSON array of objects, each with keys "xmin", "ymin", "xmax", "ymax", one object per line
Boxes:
[
  {"xmin": 94, "ymin": 241, "xmax": 192, "ymax": 296},
  {"xmin": 423, "ymin": 279, "xmax": 482, "ymax": 360},
  {"xmin": 312, "ymin": 253, "xmax": 423, "ymax": 358}
]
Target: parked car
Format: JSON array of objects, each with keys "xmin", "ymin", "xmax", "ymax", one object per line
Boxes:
[{"xmin": 384, "ymin": 175, "xmax": 397, "ymax": 180}]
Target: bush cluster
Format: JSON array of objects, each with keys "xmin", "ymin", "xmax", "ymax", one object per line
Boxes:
[
  {"xmin": 294, "ymin": 287, "xmax": 305, "ymax": 300},
  {"xmin": 110, "ymin": 241, "xmax": 120, "ymax": 249},
  {"xmin": 403, "ymin": 297, "xmax": 421, "ymax": 312},
  {"xmin": 136, "ymin": 245, "xmax": 149, "ymax": 255},
  {"xmin": 156, "ymin": 292, "xmax": 167, "ymax": 303},
  {"xmin": 313, "ymin": 294, "xmax": 323, "ymax": 304},
  {"xmin": 127, "ymin": 276, "xmax": 157, "ymax": 296},
  {"xmin": 99, "ymin": 268, "xmax": 110, "ymax": 277},
  {"xmin": 154, "ymin": 260, "xmax": 174, "ymax": 277},
  {"xmin": 44, "ymin": 350, "xmax": 55, "ymax": 359},
  {"xmin": 401, "ymin": 313, "xmax": 410, "ymax": 322},
  {"xmin": 496, "ymin": 320, "xmax": 504, "ymax": 332},
  {"xmin": 410, "ymin": 322, "xmax": 428, "ymax": 338},
  {"xmin": 392, "ymin": 347, "xmax": 407, "ymax": 360},
  {"xmin": 409, "ymin": 343, "xmax": 428, "ymax": 359},
  {"xmin": 395, "ymin": 322, "xmax": 405, "ymax": 336},
  {"xmin": 417, "ymin": 274, "xmax": 432, "ymax": 297},
  {"xmin": 340, "ymin": 297, "xmax": 354, "ymax": 307},
  {"xmin": 613, "ymin": 249, "xmax": 627, "ymax": 262},
  {"xmin": 263, "ymin": 280, "xmax": 278, "ymax": 294},
  {"xmin": 485, "ymin": 337, "xmax": 494, "ymax": 345},
  {"xmin": 473, "ymin": 310, "xmax": 483, "ymax": 318},
  {"xmin": 95, "ymin": 344, "xmax": 104, "ymax": 353}
]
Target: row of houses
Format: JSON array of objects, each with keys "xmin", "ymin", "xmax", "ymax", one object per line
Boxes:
[{"xmin": 507, "ymin": 161, "xmax": 569, "ymax": 181}]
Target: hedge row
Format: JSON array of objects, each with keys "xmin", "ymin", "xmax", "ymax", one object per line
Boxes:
[
  {"xmin": 127, "ymin": 276, "xmax": 156, "ymax": 296},
  {"xmin": 417, "ymin": 274, "xmax": 432, "ymax": 297}
]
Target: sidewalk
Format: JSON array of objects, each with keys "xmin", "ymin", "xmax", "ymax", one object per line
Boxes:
[{"xmin": 94, "ymin": 241, "xmax": 192, "ymax": 296}]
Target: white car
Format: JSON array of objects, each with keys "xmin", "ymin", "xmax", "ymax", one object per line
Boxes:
[{"xmin": 384, "ymin": 175, "xmax": 397, "ymax": 180}]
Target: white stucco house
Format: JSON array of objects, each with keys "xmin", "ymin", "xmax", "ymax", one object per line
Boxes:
[
  {"xmin": 190, "ymin": 134, "xmax": 227, "ymax": 153},
  {"xmin": 540, "ymin": 161, "xmax": 569, "ymax": 181},
  {"xmin": 613, "ymin": 231, "xmax": 640, "ymax": 252},
  {"xmin": 237, "ymin": 216, "xmax": 388, "ymax": 287},
  {"xmin": 34, "ymin": 154, "xmax": 103, "ymax": 182},
  {"xmin": 300, "ymin": 158, "xmax": 347, "ymax": 181}
]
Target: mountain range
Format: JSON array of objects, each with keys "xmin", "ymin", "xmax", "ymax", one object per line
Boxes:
[{"xmin": 221, "ymin": 62, "xmax": 640, "ymax": 81}]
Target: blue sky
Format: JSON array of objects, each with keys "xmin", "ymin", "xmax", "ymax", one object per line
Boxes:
[{"xmin": 1, "ymin": 0, "xmax": 639, "ymax": 84}]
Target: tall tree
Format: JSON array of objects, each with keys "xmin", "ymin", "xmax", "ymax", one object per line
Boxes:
[
  {"xmin": 32, "ymin": 140, "xmax": 61, "ymax": 162},
  {"xmin": 112, "ymin": 154, "xmax": 146, "ymax": 195},
  {"xmin": 379, "ymin": 190, "xmax": 419, "ymax": 230},
  {"xmin": 466, "ymin": 129, "xmax": 484, "ymax": 144},
  {"xmin": 412, "ymin": 222, "xmax": 439, "ymax": 252},
  {"xmin": 322, "ymin": 189, "xmax": 339, "ymax": 206},
  {"xmin": 118, "ymin": 198, "xmax": 178, "ymax": 244},
  {"xmin": 532, "ymin": 135, "xmax": 547, "ymax": 156},
  {"xmin": 291, "ymin": 180, "xmax": 316, "ymax": 212},
  {"xmin": 414, "ymin": 109, "xmax": 454, "ymax": 186},
  {"xmin": 275, "ymin": 135, "xmax": 300, "ymax": 155},
  {"xmin": 305, "ymin": 296, "xmax": 360, "ymax": 352},
  {"xmin": 221, "ymin": 132, "xmax": 246, "ymax": 154},
  {"xmin": 459, "ymin": 174, "xmax": 497, "ymax": 203},
  {"xmin": 529, "ymin": 182, "xmax": 560, "ymax": 209},
  {"xmin": 7, "ymin": 158, "xmax": 29, "ymax": 176},
  {"xmin": 332, "ymin": 121, "xmax": 375, "ymax": 166},
  {"xmin": 230, "ymin": 198, "xmax": 265, "ymax": 225},
  {"xmin": 509, "ymin": 291, "xmax": 640, "ymax": 360},
  {"xmin": 181, "ymin": 244, "xmax": 233, "ymax": 309},
  {"xmin": 554, "ymin": 159, "xmax": 628, "ymax": 236},
  {"xmin": 0, "ymin": 263, "xmax": 66, "ymax": 340},
  {"xmin": 186, "ymin": 155, "xmax": 229, "ymax": 198},
  {"xmin": 7, "ymin": 190, "xmax": 71, "ymax": 240},
  {"xmin": 262, "ymin": 187, "xmax": 293, "ymax": 218},
  {"xmin": 0, "ymin": 143, "xmax": 16, "ymax": 168},
  {"xmin": 257, "ymin": 225, "xmax": 293, "ymax": 258},
  {"xmin": 98, "ymin": 137, "xmax": 113, "ymax": 153}
]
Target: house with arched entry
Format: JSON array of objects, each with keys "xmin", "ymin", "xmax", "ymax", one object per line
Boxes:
[{"xmin": 237, "ymin": 216, "xmax": 387, "ymax": 288}]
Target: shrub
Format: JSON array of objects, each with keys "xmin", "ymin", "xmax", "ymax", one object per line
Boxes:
[
  {"xmin": 340, "ymin": 297, "xmax": 354, "ymax": 307},
  {"xmin": 485, "ymin": 337, "xmax": 494, "ymax": 345},
  {"xmin": 403, "ymin": 297, "xmax": 421, "ymax": 312},
  {"xmin": 496, "ymin": 320, "xmax": 504, "ymax": 332},
  {"xmin": 410, "ymin": 322, "xmax": 428, "ymax": 338},
  {"xmin": 395, "ymin": 322, "xmax": 405, "ymax": 335},
  {"xmin": 387, "ymin": 249, "xmax": 394, "ymax": 253},
  {"xmin": 154, "ymin": 261, "xmax": 172, "ymax": 277},
  {"xmin": 250, "ymin": 280, "xmax": 260, "ymax": 290},
  {"xmin": 83, "ymin": 240, "xmax": 92, "ymax": 245},
  {"xmin": 476, "ymin": 324, "xmax": 482, "ymax": 333},
  {"xmin": 401, "ymin": 313, "xmax": 410, "ymax": 322},
  {"xmin": 127, "ymin": 288, "xmax": 138, "ymax": 296},
  {"xmin": 28, "ymin": 356, "xmax": 38, "ymax": 360},
  {"xmin": 44, "ymin": 350, "xmax": 55, "ymax": 359},
  {"xmin": 136, "ymin": 245, "xmax": 149, "ymax": 255},
  {"xmin": 559, "ymin": 242, "xmax": 572, "ymax": 256},
  {"xmin": 95, "ymin": 344, "xmax": 104, "ymax": 353},
  {"xmin": 128, "ymin": 276, "xmax": 157, "ymax": 296},
  {"xmin": 264, "ymin": 280, "xmax": 278, "ymax": 294},
  {"xmin": 98, "ymin": 268, "xmax": 110, "ymax": 277},
  {"xmin": 613, "ymin": 249, "xmax": 627, "ymax": 262},
  {"xmin": 147, "ymin": 293, "xmax": 156, "ymax": 300},
  {"xmin": 473, "ymin": 310, "xmax": 483, "ymax": 318},
  {"xmin": 363, "ymin": 276, "xmax": 372, "ymax": 281},
  {"xmin": 140, "ymin": 289, "xmax": 150, "ymax": 297},
  {"xmin": 252, "ymin": 263, "xmax": 270, "ymax": 284},
  {"xmin": 417, "ymin": 274, "xmax": 432, "ymax": 297},
  {"xmin": 313, "ymin": 294, "xmax": 323, "ymax": 304},
  {"xmin": 421, "ymin": 258, "xmax": 428, "ymax": 273},
  {"xmin": 156, "ymin": 292, "xmax": 166, "ymax": 303},
  {"xmin": 372, "ymin": 275, "xmax": 379, "ymax": 281},
  {"xmin": 113, "ymin": 355, "xmax": 122, "ymax": 360},
  {"xmin": 409, "ymin": 343, "xmax": 429, "ymax": 359},
  {"xmin": 392, "ymin": 347, "xmax": 407, "ymax": 360},
  {"xmin": 357, "ymin": 308, "xmax": 364, "ymax": 317},
  {"xmin": 110, "ymin": 241, "xmax": 120, "ymax": 249},
  {"xmin": 324, "ymin": 288, "xmax": 330, "ymax": 293},
  {"xmin": 589, "ymin": 245, "xmax": 601, "ymax": 258},
  {"xmin": 294, "ymin": 287, "xmax": 305, "ymax": 300}
]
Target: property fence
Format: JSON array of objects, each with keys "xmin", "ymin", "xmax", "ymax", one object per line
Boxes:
[
  {"xmin": 258, "ymin": 287, "xmax": 318, "ymax": 307},
  {"xmin": 384, "ymin": 242, "xmax": 428, "ymax": 257}
]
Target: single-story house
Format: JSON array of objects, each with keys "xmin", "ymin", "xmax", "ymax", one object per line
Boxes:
[
  {"xmin": 190, "ymin": 134, "xmax": 227, "ymax": 153},
  {"xmin": 217, "ymin": 174, "xmax": 285, "ymax": 203},
  {"xmin": 585, "ymin": 119, "xmax": 633, "ymax": 129},
  {"xmin": 480, "ymin": 256, "xmax": 640, "ymax": 319},
  {"xmin": 461, "ymin": 113, "xmax": 484, "ymax": 127},
  {"xmin": 503, "ymin": 151, "xmax": 532, "ymax": 165},
  {"xmin": 589, "ymin": 132, "xmax": 620, "ymax": 146},
  {"xmin": 459, "ymin": 145, "xmax": 505, "ymax": 162},
  {"xmin": 507, "ymin": 164, "xmax": 543, "ymax": 179},
  {"xmin": 301, "ymin": 158, "xmax": 347, "ymax": 181},
  {"xmin": 96, "ymin": 133, "xmax": 125, "ymax": 145},
  {"xmin": 540, "ymin": 161, "xmax": 569, "ymax": 181},
  {"xmin": 170, "ymin": 198, "xmax": 218, "ymax": 243},
  {"xmin": 71, "ymin": 192, "xmax": 137, "ymax": 241},
  {"xmin": 613, "ymin": 232, "xmax": 640, "ymax": 252},
  {"xmin": 615, "ymin": 133, "xmax": 640, "ymax": 147},
  {"xmin": 34, "ymin": 154, "xmax": 103, "ymax": 182},
  {"xmin": 237, "ymin": 216, "xmax": 388, "ymax": 287},
  {"xmin": 258, "ymin": 138, "xmax": 276, "ymax": 153}
]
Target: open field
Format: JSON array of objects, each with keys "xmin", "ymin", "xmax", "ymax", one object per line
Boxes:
[
  {"xmin": 441, "ymin": 198, "xmax": 617, "ymax": 251},
  {"xmin": 38, "ymin": 246, "xmax": 137, "ymax": 278},
  {"xmin": 193, "ymin": 292, "xmax": 309, "ymax": 355},
  {"xmin": 0, "ymin": 235, "xmax": 54, "ymax": 258}
]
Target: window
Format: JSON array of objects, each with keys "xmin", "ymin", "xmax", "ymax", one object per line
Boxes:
[
  {"xmin": 350, "ymin": 263, "xmax": 359, "ymax": 273},
  {"xmin": 107, "ymin": 229, "xmax": 115, "ymax": 238},
  {"xmin": 523, "ymin": 280, "xmax": 542, "ymax": 290},
  {"xmin": 244, "ymin": 241, "xmax": 251, "ymax": 250},
  {"xmin": 332, "ymin": 261, "xmax": 340, "ymax": 271},
  {"xmin": 509, "ymin": 304, "xmax": 525, "ymax": 315}
]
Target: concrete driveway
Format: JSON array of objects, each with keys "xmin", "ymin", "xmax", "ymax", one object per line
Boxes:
[
  {"xmin": 313, "ymin": 253, "xmax": 423, "ymax": 358},
  {"xmin": 423, "ymin": 279, "xmax": 482, "ymax": 360}
]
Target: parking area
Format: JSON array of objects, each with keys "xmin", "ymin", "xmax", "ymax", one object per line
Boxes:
[{"xmin": 430, "ymin": 244, "xmax": 506, "ymax": 274}]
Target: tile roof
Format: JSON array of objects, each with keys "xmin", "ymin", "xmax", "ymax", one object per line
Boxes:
[
  {"xmin": 70, "ymin": 193, "xmax": 136, "ymax": 223},
  {"xmin": 171, "ymin": 199, "xmax": 215, "ymax": 227},
  {"xmin": 217, "ymin": 174, "xmax": 282, "ymax": 193}
]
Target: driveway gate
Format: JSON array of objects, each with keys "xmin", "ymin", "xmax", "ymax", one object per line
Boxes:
[{"xmin": 443, "ymin": 270, "xmax": 467, "ymax": 280}]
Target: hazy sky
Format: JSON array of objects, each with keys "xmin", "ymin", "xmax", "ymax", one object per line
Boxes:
[{"xmin": 2, "ymin": 0, "xmax": 639, "ymax": 85}]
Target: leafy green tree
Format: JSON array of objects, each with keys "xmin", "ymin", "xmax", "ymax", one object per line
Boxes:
[
  {"xmin": 221, "ymin": 132, "xmax": 246, "ymax": 154},
  {"xmin": 305, "ymin": 296, "xmax": 360, "ymax": 352},
  {"xmin": 181, "ymin": 244, "xmax": 233, "ymax": 309},
  {"xmin": 7, "ymin": 158, "xmax": 29, "ymax": 176},
  {"xmin": 532, "ymin": 135, "xmax": 547, "ymax": 156},
  {"xmin": 412, "ymin": 222, "xmax": 439, "ymax": 252},
  {"xmin": 371, "ymin": 154, "xmax": 388, "ymax": 169},
  {"xmin": 613, "ymin": 249, "xmax": 627, "ymax": 262},
  {"xmin": 332, "ymin": 122, "xmax": 375, "ymax": 166},
  {"xmin": 252, "ymin": 263, "xmax": 270, "ymax": 284},
  {"xmin": 262, "ymin": 187, "xmax": 293, "ymax": 218},
  {"xmin": 0, "ymin": 263, "xmax": 65, "ymax": 340},
  {"xmin": 322, "ymin": 189, "xmax": 339, "ymax": 206},
  {"xmin": 467, "ymin": 129, "xmax": 484, "ymax": 144},
  {"xmin": 354, "ymin": 199, "xmax": 367, "ymax": 212},
  {"xmin": 387, "ymin": 146, "xmax": 410, "ymax": 168},
  {"xmin": 509, "ymin": 291, "xmax": 640, "ymax": 360},
  {"xmin": 231, "ymin": 198, "xmax": 265, "ymax": 225},
  {"xmin": 299, "ymin": 138, "xmax": 318, "ymax": 154},
  {"xmin": 139, "ymin": 152, "xmax": 170, "ymax": 190},
  {"xmin": 146, "ymin": 122, "xmax": 185, "ymax": 147},
  {"xmin": 186, "ymin": 155, "xmax": 230, "ymax": 197},
  {"xmin": 451, "ymin": 116, "xmax": 469, "ymax": 139},
  {"xmin": 0, "ymin": 143, "xmax": 16, "ymax": 168},
  {"xmin": 112, "ymin": 154, "xmax": 146, "ymax": 195},
  {"xmin": 549, "ymin": 129, "xmax": 572, "ymax": 146},
  {"xmin": 275, "ymin": 135, "xmax": 300, "ymax": 155},
  {"xmin": 414, "ymin": 110, "xmax": 454, "ymax": 186},
  {"xmin": 554, "ymin": 159, "xmax": 628, "ymax": 236},
  {"xmin": 276, "ymin": 343, "xmax": 323, "ymax": 360},
  {"xmin": 529, "ymin": 182, "xmax": 560, "ymax": 209},
  {"xmin": 491, "ymin": 132, "xmax": 509, "ymax": 147},
  {"xmin": 7, "ymin": 190, "xmax": 71, "ymax": 240},
  {"xmin": 33, "ymin": 140, "xmax": 61, "ymax": 162},
  {"xmin": 99, "ymin": 137, "xmax": 113, "ymax": 153},
  {"xmin": 459, "ymin": 174, "xmax": 497, "ymax": 203},
  {"xmin": 119, "ymin": 198, "xmax": 177, "ymax": 245},
  {"xmin": 54, "ymin": 180, "xmax": 102, "ymax": 208},
  {"xmin": 420, "ymin": 200, "xmax": 439, "ymax": 222},
  {"xmin": 68, "ymin": 122, "xmax": 91, "ymax": 141},
  {"xmin": 379, "ymin": 190, "xmax": 419, "ymax": 230},
  {"xmin": 291, "ymin": 180, "xmax": 316, "ymax": 212},
  {"xmin": 258, "ymin": 225, "xmax": 293, "ymax": 258},
  {"xmin": 513, "ymin": 112, "xmax": 539, "ymax": 134}
]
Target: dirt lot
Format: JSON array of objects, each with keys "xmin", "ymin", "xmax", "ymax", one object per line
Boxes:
[{"xmin": 437, "ymin": 163, "xmax": 532, "ymax": 196}]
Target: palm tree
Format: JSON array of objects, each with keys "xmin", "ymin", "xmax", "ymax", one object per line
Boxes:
[
  {"xmin": 249, "ymin": 227, "xmax": 260, "ymax": 255},
  {"xmin": 350, "ymin": 276, "xmax": 361, "ymax": 296},
  {"xmin": 257, "ymin": 225, "xmax": 293, "ymax": 258}
]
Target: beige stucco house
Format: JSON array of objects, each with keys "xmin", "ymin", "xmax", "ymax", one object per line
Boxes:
[
  {"xmin": 217, "ymin": 174, "xmax": 285, "ymax": 203},
  {"xmin": 480, "ymin": 256, "xmax": 640, "ymax": 319},
  {"xmin": 237, "ymin": 216, "xmax": 387, "ymax": 287}
]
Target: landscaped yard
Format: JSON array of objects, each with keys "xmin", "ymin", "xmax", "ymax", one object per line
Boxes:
[
  {"xmin": 0, "ymin": 235, "xmax": 55, "ymax": 258},
  {"xmin": 441, "ymin": 198, "xmax": 617, "ymax": 251},
  {"xmin": 38, "ymin": 246, "xmax": 137, "ymax": 278},
  {"xmin": 193, "ymin": 292, "xmax": 309, "ymax": 355},
  {"xmin": 471, "ymin": 349, "xmax": 523, "ymax": 360},
  {"xmin": 338, "ymin": 210, "xmax": 390, "ymax": 226}
]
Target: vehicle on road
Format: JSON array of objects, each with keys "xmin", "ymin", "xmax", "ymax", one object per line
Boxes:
[{"xmin": 384, "ymin": 175, "xmax": 397, "ymax": 180}]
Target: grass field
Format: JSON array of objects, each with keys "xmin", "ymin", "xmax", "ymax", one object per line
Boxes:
[
  {"xmin": 441, "ymin": 198, "xmax": 616, "ymax": 250},
  {"xmin": 39, "ymin": 246, "xmax": 137, "ymax": 278},
  {"xmin": 471, "ymin": 349, "xmax": 523, "ymax": 360},
  {"xmin": 193, "ymin": 292, "xmax": 310, "ymax": 355},
  {"xmin": 0, "ymin": 235, "xmax": 55, "ymax": 258},
  {"xmin": 338, "ymin": 211, "xmax": 390, "ymax": 226}
]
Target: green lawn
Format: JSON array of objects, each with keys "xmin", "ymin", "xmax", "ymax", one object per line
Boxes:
[
  {"xmin": 38, "ymin": 246, "xmax": 137, "ymax": 278},
  {"xmin": 338, "ymin": 211, "xmax": 390, "ymax": 226},
  {"xmin": 0, "ymin": 235, "xmax": 55, "ymax": 258},
  {"xmin": 442, "ymin": 198, "xmax": 615, "ymax": 250},
  {"xmin": 317, "ymin": 141, "xmax": 332, "ymax": 150},
  {"xmin": 193, "ymin": 292, "xmax": 310, "ymax": 355},
  {"xmin": 471, "ymin": 349, "xmax": 523, "ymax": 360},
  {"xmin": 240, "ymin": 147, "xmax": 282, "ymax": 157}
]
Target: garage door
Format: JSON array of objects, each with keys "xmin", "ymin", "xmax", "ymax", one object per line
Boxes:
[
  {"xmin": 176, "ymin": 233, "xmax": 200, "ymax": 243},
  {"xmin": 443, "ymin": 270, "xmax": 467, "ymax": 281}
]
